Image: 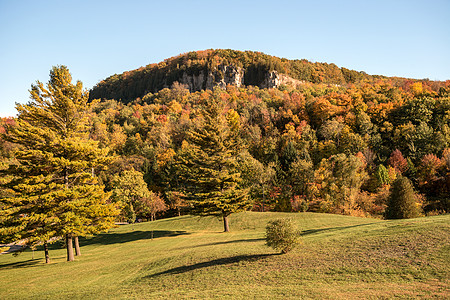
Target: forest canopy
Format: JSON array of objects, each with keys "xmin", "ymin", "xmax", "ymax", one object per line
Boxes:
[
  {"xmin": 84, "ymin": 61, "xmax": 450, "ymax": 219},
  {"xmin": 2, "ymin": 51, "xmax": 450, "ymax": 231}
]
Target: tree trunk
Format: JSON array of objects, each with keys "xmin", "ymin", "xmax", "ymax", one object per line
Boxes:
[
  {"xmin": 262, "ymin": 185, "xmax": 265, "ymax": 212},
  {"xmin": 223, "ymin": 214, "xmax": 230, "ymax": 232},
  {"xmin": 44, "ymin": 242, "xmax": 50, "ymax": 264},
  {"xmin": 177, "ymin": 208, "xmax": 181, "ymax": 217},
  {"xmin": 74, "ymin": 236, "xmax": 81, "ymax": 256},
  {"xmin": 66, "ymin": 234, "xmax": 75, "ymax": 261}
]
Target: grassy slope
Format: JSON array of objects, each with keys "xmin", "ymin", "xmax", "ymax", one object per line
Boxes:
[{"xmin": 0, "ymin": 212, "xmax": 448, "ymax": 299}]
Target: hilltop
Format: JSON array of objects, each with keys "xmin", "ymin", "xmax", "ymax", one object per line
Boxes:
[
  {"xmin": 89, "ymin": 49, "xmax": 390, "ymax": 103},
  {"xmin": 0, "ymin": 212, "xmax": 448, "ymax": 298}
]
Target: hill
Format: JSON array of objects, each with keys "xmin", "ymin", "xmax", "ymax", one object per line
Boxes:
[
  {"xmin": 89, "ymin": 49, "xmax": 388, "ymax": 103},
  {"xmin": 1, "ymin": 212, "xmax": 448, "ymax": 299}
]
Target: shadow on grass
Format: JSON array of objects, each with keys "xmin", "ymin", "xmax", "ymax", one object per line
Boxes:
[
  {"xmin": 145, "ymin": 253, "xmax": 280, "ymax": 278},
  {"xmin": 175, "ymin": 238, "xmax": 265, "ymax": 250},
  {"xmin": 37, "ymin": 230, "xmax": 190, "ymax": 251},
  {"xmin": 80, "ymin": 230, "xmax": 190, "ymax": 246},
  {"xmin": 0, "ymin": 258, "xmax": 41, "ymax": 270},
  {"xmin": 301, "ymin": 223, "xmax": 379, "ymax": 236}
]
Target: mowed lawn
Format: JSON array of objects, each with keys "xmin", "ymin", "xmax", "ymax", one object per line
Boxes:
[{"xmin": 0, "ymin": 212, "xmax": 449, "ymax": 299}]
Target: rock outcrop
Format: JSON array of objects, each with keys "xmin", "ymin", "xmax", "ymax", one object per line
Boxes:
[
  {"xmin": 261, "ymin": 71, "xmax": 305, "ymax": 89},
  {"xmin": 180, "ymin": 65, "xmax": 244, "ymax": 92},
  {"xmin": 179, "ymin": 65, "xmax": 302, "ymax": 92}
]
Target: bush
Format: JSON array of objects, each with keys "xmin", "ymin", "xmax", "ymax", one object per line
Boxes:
[
  {"xmin": 265, "ymin": 218, "xmax": 301, "ymax": 254},
  {"xmin": 385, "ymin": 176, "xmax": 422, "ymax": 219}
]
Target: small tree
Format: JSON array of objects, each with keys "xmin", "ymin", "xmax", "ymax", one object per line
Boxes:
[
  {"xmin": 375, "ymin": 164, "xmax": 390, "ymax": 186},
  {"xmin": 166, "ymin": 191, "xmax": 187, "ymax": 216},
  {"xmin": 111, "ymin": 168, "xmax": 151, "ymax": 223},
  {"xmin": 265, "ymin": 218, "xmax": 300, "ymax": 254},
  {"xmin": 385, "ymin": 176, "xmax": 422, "ymax": 219},
  {"xmin": 139, "ymin": 191, "xmax": 167, "ymax": 221},
  {"xmin": 388, "ymin": 149, "xmax": 408, "ymax": 174}
]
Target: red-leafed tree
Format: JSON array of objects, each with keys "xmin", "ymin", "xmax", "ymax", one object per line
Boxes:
[
  {"xmin": 388, "ymin": 149, "xmax": 408, "ymax": 174},
  {"xmin": 418, "ymin": 154, "xmax": 442, "ymax": 184}
]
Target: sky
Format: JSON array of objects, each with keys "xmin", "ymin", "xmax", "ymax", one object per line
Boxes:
[{"xmin": 1, "ymin": 0, "xmax": 449, "ymax": 117}]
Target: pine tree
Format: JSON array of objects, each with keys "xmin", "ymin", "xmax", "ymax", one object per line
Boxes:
[
  {"xmin": 174, "ymin": 93, "xmax": 250, "ymax": 232},
  {"xmin": 0, "ymin": 66, "xmax": 118, "ymax": 262}
]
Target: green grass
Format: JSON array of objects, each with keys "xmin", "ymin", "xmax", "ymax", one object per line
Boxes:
[{"xmin": 1, "ymin": 212, "xmax": 449, "ymax": 299}]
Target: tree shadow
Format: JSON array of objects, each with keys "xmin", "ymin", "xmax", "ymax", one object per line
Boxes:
[
  {"xmin": 0, "ymin": 258, "xmax": 41, "ymax": 270},
  {"xmin": 144, "ymin": 253, "xmax": 280, "ymax": 279},
  {"xmin": 301, "ymin": 223, "xmax": 378, "ymax": 236},
  {"xmin": 38, "ymin": 230, "xmax": 190, "ymax": 250},
  {"xmin": 175, "ymin": 238, "xmax": 265, "ymax": 250},
  {"xmin": 80, "ymin": 230, "xmax": 190, "ymax": 246}
]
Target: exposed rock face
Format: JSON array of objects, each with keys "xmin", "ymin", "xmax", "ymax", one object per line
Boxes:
[
  {"xmin": 261, "ymin": 71, "xmax": 305, "ymax": 89},
  {"xmin": 179, "ymin": 65, "xmax": 301, "ymax": 92},
  {"xmin": 180, "ymin": 71, "xmax": 207, "ymax": 92},
  {"xmin": 180, "ymin": 65, "xmax": 244, "ymax": 92}
]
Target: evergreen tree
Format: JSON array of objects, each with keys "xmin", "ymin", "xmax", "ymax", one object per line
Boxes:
[
  {"xmin": 174, "ymin": 93, "xmax": 250, "ymax": 232},
  {"xmin": 0, "ymin": 66, "xmax": 118, "ymax": 262},
  {"xmin": 375, "ymin": 164, "xmax": 390, "ymax": 186},
  {"xmin": 385, "ymin": 176, "xmax": 422, "ymax": 219}
]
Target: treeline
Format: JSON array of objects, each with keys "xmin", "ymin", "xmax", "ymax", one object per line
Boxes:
[
  {"xmin": 89, "ymin": 49, "xmax": 396, "ymax": 104},
  {"xmin": 74, "ymin": 77, "xmax": 450, "ymax": 219}
]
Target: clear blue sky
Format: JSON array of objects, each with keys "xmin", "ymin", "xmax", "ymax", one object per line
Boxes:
[{"xmin": 1, "ymin": 0, "xmax": 449, "ymax": 117}]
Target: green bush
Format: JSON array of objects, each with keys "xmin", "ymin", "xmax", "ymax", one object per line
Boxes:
[
  {"xmin": 385, "ymin": 176, "xmax": 422, "ymax": 219},
  {"xmin": 265, "ymin": 218, "xmax": 301, "ymax": 254}
]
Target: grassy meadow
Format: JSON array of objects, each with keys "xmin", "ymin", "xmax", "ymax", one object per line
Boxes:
[{"xmin": 0, "ymin": 212, "xmax": 449, "ymax": 299}]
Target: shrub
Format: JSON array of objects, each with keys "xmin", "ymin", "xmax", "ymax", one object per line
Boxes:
[
  {"xmin": 385, "ymin": 176, "xmax": 422, "ymax": 219},
  {"xmin": 265, "ymin": 218, "xmax": 301, "ymax": 254}
]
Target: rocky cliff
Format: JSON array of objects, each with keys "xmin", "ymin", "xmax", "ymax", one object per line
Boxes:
[
  {"xmin": 180, "ymin": 65, "xmax": 244, "ymax": 92},
  {"xmin": 89, "ymin": 49, "xmax": 376, "ymax": 103},
  {"xmin": 179, "ymin": 66, "xmax": 302, "ymax": 92}
]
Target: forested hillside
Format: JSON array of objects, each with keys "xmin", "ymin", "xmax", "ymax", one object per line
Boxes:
[
  {"xmin": 2, "ymin": 51, "xmax": 450, "ymax": 225},
  {"xmin": 76, "ymin": 65, "xmax": 450, "ymax": 219},
  {"xmin": 89, "ymin": 49, "xmax": 390, "ymax": 103}
]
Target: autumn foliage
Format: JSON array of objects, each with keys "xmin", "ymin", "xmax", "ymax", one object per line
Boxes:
[{"xmin": 2, "ymin": 51, "xmax": 450, "ymax": 229}]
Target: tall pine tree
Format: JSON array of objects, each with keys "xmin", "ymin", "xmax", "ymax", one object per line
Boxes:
[
  {"xmin": 174, "ymin": 92, "xmax": 250, "ymax": 232},
  {"xmin": 0, "ymin": 66, "xmax": 118, "ymax": 263}
]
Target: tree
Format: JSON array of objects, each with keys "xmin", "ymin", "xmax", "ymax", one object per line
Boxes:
[
  {"xmin": 385, "ymin": 176, "xmax": 421, "ymax": 219},
  {"xmin": 289, "ymin": 158, "xmax": 314, "ymax": 197},
  {"xmin": 312, "ymin": 154, "xmax": 366, "ymax": 214},
  {"xmin": 111, "ymin": 168, "xmax": 152, "ymax": 223},
  {"xmin": 166, "ymin": 191, "xmax": 187, "ymax": 216},
  {"xmin": 417, "ymin": 154, "xmax": 442, "ymax": 184},
  {"xmin": 375, "ymin": 164, "xmax": 390, "ymax": 186},
  {"xmin": 0, "ymin": 66, "xmax": 118, "ymax": 262},
  {"xmin": 238, "ymin": 150, "xmax": 275, "ymax": 212},
  {"xmin": 174, "ymin": 92, "xmax": 250, "ymax": 232},
  {"xmin": 388, "ymin": 149, "xmax": 408, "ymax": 175},
  {"xmin": 139, "ymin": 192, "xmax": 167, "ymax": 221}
]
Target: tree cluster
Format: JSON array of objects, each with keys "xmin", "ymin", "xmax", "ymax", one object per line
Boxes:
[
  {"xmin": 0, "ymin": 66, "xmax": 119, "ymax": 263},
  {"xmin": 85, "ymin": 77, "xmax": 450, "ymax": 219}
]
